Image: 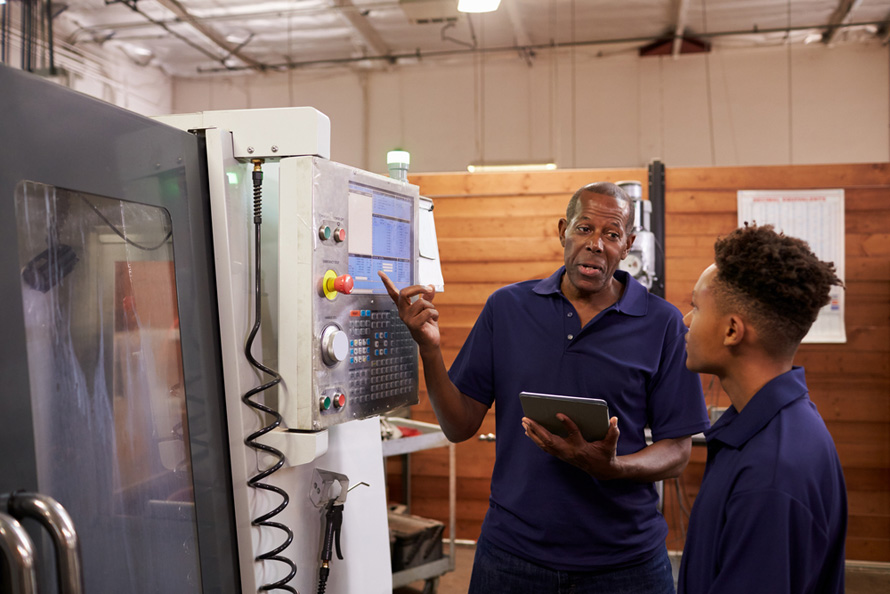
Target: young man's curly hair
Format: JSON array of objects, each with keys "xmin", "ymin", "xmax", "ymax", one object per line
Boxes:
[{"xmin": 712, "ymin": 223, "xmax": 844, "ymax": 356}]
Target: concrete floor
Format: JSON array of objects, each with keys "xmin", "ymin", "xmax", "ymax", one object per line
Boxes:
[{"xmin": 394, "ymin": 543, "xmax": 890, "ymax": 594}]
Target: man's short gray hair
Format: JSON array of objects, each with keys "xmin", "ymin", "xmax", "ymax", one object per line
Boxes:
[{"xmin": 566, "ymin": 182, "xmax": 635, "ymax": 233}]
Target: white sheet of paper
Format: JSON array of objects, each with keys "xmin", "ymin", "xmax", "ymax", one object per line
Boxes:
[
  {"xmin": 418, "ymin": 197, "xmax": 445, "ymax": 292},
  {"xmin": 737, "ymin": 189, "xmax": 845, "ymax": 343}
]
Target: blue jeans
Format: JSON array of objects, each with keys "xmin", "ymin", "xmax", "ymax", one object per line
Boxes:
[{"xmin": 468, "ymin": 534, "xmax": 675, "ymax": 594}]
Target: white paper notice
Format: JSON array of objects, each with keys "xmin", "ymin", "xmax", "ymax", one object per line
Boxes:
[
  {"xmin": 418, "ymin": 197, "xmax": 445, "ymax": 293},
  {"xmin": 737, "ymin": 189, "xmax": 845, "ymax": 343}
]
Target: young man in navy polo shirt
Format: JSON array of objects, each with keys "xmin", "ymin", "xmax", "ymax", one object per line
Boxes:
[
  {"xmin": 678, "ymin": 224, "xmax": 847, "ymax": 594},
  {"xmin": 381, "ymin": 182, "xmax": 709, "ymax": 593}
]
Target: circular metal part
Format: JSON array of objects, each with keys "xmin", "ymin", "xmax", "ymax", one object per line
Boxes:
[{"xmin": 321, "ymin": 325, "xmax": 349, "ymax": 366}]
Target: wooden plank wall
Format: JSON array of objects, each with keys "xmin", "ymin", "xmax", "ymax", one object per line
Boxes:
[{"xmin": 385, "ymin": 164, "xmax": 890, "ymax": 563}]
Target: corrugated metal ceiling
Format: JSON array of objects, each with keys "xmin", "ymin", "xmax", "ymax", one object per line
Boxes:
[{"xmin": 47, "ymin": 0, "xmax": 890, "ymax": 76}]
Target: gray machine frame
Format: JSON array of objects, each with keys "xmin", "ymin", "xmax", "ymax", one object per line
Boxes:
[{"xmin": 0, "ymin": 65, "xmax": 239, "ymax": 593}]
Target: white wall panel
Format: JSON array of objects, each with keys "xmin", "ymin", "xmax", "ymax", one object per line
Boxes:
[
  {"xmin": 705, "ymin": 48, "xmax": 793, "ymax": 166},
  {"xmin": 572, "ymin": 53, "xmax": 642, "ymax": 169},
  {"xmin": 791, "ymin": 43, "xmax": 889, "ymax": 165},
  {"xmin": 170, "ymin": 42, "xmax": 889, "ymax": 173},
  {"xmin": 398, "ymin": 64, "xmax": 477, "ymax": 174}
]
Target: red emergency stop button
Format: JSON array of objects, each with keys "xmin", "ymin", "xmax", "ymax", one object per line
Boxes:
[{"xmin": 326, "ymin": 274, "xmax": 354, "ymax": 295}]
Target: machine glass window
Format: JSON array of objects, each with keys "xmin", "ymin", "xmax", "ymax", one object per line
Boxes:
[{"xmin": 14, "ymin": 180, "xmax": 203, "ymax": 592}]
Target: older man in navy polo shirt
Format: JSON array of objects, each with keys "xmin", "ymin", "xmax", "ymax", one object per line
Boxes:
[
  {"xmin": 381, "ymin": 182, "xmax": 709, "ymax": 593},
  {"xmin": 678, "ymin": 224, "xmax": 847, "ymax": 594}
]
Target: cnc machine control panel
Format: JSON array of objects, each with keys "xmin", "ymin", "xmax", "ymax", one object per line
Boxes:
[{"xmin": 277, "ymin": 157, "xmax": 419, "ymax": 431}]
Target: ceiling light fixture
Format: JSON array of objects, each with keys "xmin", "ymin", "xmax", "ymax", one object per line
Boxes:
[
  {"xmin": 467, "ymin": 161, "xmax": 557, "ymax": 173},
  {"xmin": 457, "ymin": 0, "xmax": 501, "ymax": 14}
]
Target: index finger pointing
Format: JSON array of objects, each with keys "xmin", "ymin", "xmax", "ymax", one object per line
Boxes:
[{"xmin": 377, "ymin": 270, "xmax": 400, "ymax": 302}]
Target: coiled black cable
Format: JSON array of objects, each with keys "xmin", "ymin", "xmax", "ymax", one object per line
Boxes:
[{"xmin": 242, "ymin": 160, "xmax": 297, "ymax": 592}]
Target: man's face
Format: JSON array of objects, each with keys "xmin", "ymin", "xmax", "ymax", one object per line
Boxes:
[
  {"xmin": 558, "ymin": 191, "xmax": 634, "ymax": 299},
  {"xmin": 683, "ymin": 264, "xmax": 727, "ymax": 374}
]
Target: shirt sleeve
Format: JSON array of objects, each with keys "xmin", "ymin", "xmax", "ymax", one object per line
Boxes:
[
  {"xmin": 447, "ymin": 295, "xmax": 495, "ymax": 407},
  {"xmin": 707, "ymin": 489, "xmax": 835, "ymax": 594},
  {"xmin": 646, "ymin": 321, "xmax": 710, "ymax": 441}
]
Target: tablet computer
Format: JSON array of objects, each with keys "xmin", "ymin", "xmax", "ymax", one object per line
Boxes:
[{"xmin": 519, "ymin": 392, "xmax": 610, "ymax": 442}]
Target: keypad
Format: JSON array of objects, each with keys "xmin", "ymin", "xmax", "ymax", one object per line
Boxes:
[{"xmin": 347, "ymin": 309, "xmax": 417, "ymax": 404}]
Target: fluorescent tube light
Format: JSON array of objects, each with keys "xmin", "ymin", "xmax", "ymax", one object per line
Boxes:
[
  {"xmin": 457, "ymin": 0, "xmax": 501, "ymax": 14},
  {"xmin": 467, "ymin": 162, "xmax": 557, "ymax": 173}
]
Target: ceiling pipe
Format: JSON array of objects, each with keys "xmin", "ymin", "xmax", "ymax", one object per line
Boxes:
[
  {"xmin": 96, "ymin": 0, "xmax": 234, "ymax": 65},
  {"xmin": 76, "ymin": 0, "xmax": 420, "ymax": 35},
  {"xmin": 154, "ymin": 0, "xmax": 266, "ymax": 70},
  {"xmin": 823, "ymin": 0, "xmax": 863, "ymax": 45},
  {"xmin": 331, "ymin": 0, "xmax": 391, "ymax": 58},
  {"xmin": 197, "ymin": 19, "xmax": 889, "ymax": 74}
]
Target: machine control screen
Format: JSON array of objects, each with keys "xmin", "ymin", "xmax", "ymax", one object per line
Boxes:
[{"xmin": 347, "ymin": 182, "xmax": 414, "ymax": 294}]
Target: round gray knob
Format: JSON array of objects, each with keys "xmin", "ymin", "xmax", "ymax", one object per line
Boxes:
[{"xmin": 321, "ymin": 325, "xmax": 349, "ymax": 366}]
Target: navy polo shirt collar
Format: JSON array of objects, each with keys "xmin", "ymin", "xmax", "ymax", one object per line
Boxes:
[
  {"xmin": 533, "ymin": 267, "xmax": 648, "ymax": 317},
  {"xmin": 705, "ymin": 366, "xmax": 809, "ymax": 449}
]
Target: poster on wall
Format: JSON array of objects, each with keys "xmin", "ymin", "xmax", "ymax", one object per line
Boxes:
[{"xmin": 737, "ymin": 189, "xmax": 846, "ymax": 343}]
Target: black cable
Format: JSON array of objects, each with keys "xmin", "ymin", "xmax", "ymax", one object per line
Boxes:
[
  {"xmin": 241, "ymin": 162, "xmax": 297, "ymax": 593},
  {"xmin": 441, "ymin": 21, "xmax": 475, "ymax": 50}
]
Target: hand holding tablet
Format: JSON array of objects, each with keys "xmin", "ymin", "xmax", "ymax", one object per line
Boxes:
[{"xmin": 519, "ymin": 391, "xmax": 611, "ymax": 442}]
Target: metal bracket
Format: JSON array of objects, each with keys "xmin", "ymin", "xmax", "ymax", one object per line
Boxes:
[{"xmin": 309, "ymin": 468, "xmax": 350, "ymax": 508}]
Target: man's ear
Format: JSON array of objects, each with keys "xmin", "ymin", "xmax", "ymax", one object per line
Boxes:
[
  {"xmin": 622, "ymin": 233, "xmax": 636, "ymax": 259},
  {"xmin": 724, "ymin": 314, "xmax": 746, "ymax": 347},
  {"xmin": 558, "ymin": 218, "xmax": 568, "ymax": 247}
]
